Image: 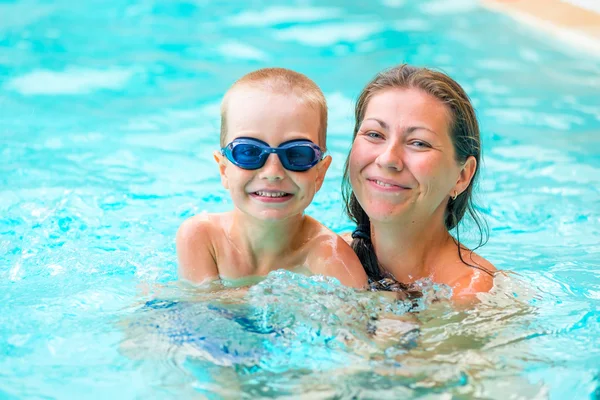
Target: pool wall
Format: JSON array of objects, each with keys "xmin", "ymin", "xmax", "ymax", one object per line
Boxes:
[{"xmin": 482, "ymin": 0, "xmax": 600, "ymax": 55}]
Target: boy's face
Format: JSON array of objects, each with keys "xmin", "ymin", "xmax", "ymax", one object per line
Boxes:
[{"xmin": 214, "ymin": 87, "xmax": 331, "ymax": 222}]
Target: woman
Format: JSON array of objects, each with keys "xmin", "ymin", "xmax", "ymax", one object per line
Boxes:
[{"xmin": 343, "ymin": 64, "xmax": 496, "ymax": 300}]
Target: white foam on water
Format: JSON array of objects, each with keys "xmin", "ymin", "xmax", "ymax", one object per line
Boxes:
[
  {"xmin": 5, "ymin": 67, "xmax": 137, "ymax": 95},
  {"xmin": 476, "ymin": 59, "xmax": 522, "ymax": 71},
  {"xmin": 326, "ymin": 92, "xmax": 355, "ymax": 121},
  {"xmin": 491, "ymin": 145, "xmax": 572, "ymax": 163},
  {"xmin": 198, "ymin": 101, "xmax": 221, "ymax": 118},
  {"xmin": 217, "ymin": 41, "xmax": 269, "ymax": 61},
  {"xmin": 225, "ymin": 6, "xmax": 342, "ymax": 27},
  {"xmin": 9, "ymin": 260, "xmax": 22, "ymax": 281},
  {"xmin": 47, "ymin": 263, "xmax": 65, "ymax": 276},
  {"xmin": 562, "ymin": 0, "xmax": 600, "ymax": 13},
  {"xmin": 0, "ymin": 2, "xmax": 54, "ymax": 31},
  {"xmin": 274, "ymin": 22, "xmax": 381, "ymax": 46},
  {"xmin": 534, "ymin": 164, "xmax": 600, "ymax": 184},
  {"xmin": 324, "ymin": 92, "xmax": 355, "ymax": 146},
  {"xmin": 420, "ymin": 0, "xmax": 478, "ymax": 15},
  {"xmin": 392, "ymin": 19, "xmax": 431, "ymax": 32},
  {"xmin": 7, "ymin": 334, "xmax": 30, "ymax": 347},
  {"xmin": 473, "ymin": 78, "xmax": 511, "ymax": 95},
  {"xmin": 483, "ymin": 108, "xmax": 585, "ymax": 131},
  {"xmin": 381, "ymin": 0, "xmax": 405, "ymax": 8}
]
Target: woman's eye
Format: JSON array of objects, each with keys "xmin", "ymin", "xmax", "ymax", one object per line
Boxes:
[
  {"xmin": 409, "ymin": 140, "xmax": 430, "ymax": 148},
  {"xmin": 365, "ymin": 131, "xmax": 383, "ymax": 139}
]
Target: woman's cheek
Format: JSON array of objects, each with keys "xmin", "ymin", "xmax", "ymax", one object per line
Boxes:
[
  {"xmin": 349, "ymin": 144, "xmax": 370, "ymax": 169},
  {"xmin": 349, "ymin": 155, "xmax": 366, "ymax": 189},
  {"xmin": 412, "ymin": 154, "xmax": 444, "ymax": 179}
]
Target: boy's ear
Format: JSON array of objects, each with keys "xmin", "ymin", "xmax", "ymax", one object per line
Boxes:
[
  {"xmin": 451, "ymin": 155, "xmax": 476, "ymax": 198},
  {"xmin": 314, "ymin": 155, "xmax": 332, "ymax": 192},
  {"xmin": 213, "ymin": 150, "xmax": 229, "ymax": 189}
]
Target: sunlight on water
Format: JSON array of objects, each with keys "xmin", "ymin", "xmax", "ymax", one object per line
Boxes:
[{"xmin": 5, "ymin": 67, "xmax": 137, "ymax": 95}]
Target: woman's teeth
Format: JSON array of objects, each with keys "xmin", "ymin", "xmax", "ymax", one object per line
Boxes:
[{"xmin": 375, "ymin": 180, "xmax": 395, "ymax": 188}]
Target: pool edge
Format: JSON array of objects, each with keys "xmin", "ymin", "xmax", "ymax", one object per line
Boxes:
[{"xmin": 481, "ymin": 0, "xmax": 600, "ymax": 55}]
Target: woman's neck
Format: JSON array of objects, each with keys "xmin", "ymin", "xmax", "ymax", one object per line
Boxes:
[{"xmin": 370, "ymin": 213, "xmax": 453, "ymax": 283}]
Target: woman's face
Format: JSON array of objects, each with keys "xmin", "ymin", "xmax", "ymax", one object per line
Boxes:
[{"xmin": 349, "ymin": 88, "xmax": 471, "ymax": 225}]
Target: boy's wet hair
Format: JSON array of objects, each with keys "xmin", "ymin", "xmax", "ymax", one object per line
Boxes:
[{"xmin": 220, "ymin": 68, "xmax": 328, "ymax": 151}]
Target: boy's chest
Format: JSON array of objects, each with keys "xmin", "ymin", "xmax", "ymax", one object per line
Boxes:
[{"xmin": 215, "ymin": 241, "xmax": 310, "ymax": 280}]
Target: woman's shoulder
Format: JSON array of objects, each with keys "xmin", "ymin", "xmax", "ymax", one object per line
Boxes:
[
  {"xmin": 430, "ymin": 245, "xmax": 496, "ymax": 300},
  {"xmin": 449, "ymin": 250, "xmax": 497, "ymax": 298},
  {"xmin": 460, "ymin": 249, "xmax": 496, "ymax": 273}
]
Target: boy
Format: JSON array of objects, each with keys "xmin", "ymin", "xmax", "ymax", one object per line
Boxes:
[{"xmin": 176, "ymin": 68, "xmax": 367, "ymax": 289}]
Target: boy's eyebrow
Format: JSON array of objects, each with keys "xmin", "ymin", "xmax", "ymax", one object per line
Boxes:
[{"xmin": 363, "ymin": 118, "xmax": 439, "ymax": 137}]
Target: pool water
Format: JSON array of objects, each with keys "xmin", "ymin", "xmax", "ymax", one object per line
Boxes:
[{"xmin": 1, "ymin": 0, "xmax": 600, "ymax": 398}]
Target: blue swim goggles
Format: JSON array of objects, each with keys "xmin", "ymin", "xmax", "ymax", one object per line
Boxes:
[{"xmin": 221, "ymin": 137, "xmax": 324, "ymax": 172}]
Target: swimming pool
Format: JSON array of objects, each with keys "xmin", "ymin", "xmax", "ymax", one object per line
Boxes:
[{"xmin": 1, "ymin": 0, "xmax": 599, "ymax": 398}]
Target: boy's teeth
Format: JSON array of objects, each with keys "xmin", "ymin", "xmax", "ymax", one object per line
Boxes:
[
  {"xmin": 255, "ymin": 191, "xmax": 287, "ymax": 198},
  {"xmin": 375, "ymin": 180, "xmax": 394, "ymax": 188}
]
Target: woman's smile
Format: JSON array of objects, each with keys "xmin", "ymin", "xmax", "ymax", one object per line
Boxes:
[
  {"xmin": 366, "ymin": 177, "xmax": 410, "ymax": 193},
  {"xmin": 350, "ymin": 87, "xmax": 463, "ymax": 221}
]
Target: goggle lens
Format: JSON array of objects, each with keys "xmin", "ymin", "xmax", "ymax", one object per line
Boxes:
[
  {"xmin": 284, "ymin": 146, "xmax": 317, "ymax": 168},
  {"xmin": 222, "ymin": 138, "xmax": 323, "ymax": 172},
  {"xmin": 231, "ymin": 144, "xmax": 265, "ymax": 165}
]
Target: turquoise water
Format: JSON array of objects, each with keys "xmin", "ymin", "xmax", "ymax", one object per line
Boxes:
[{"xmin": 1, "ymin": 0, "xmax": 600, "ymax": 398}]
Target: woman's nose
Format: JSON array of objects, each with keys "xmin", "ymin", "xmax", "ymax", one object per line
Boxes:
[
  {"xmin": 258, "ymin": 153, "xmax": 285, "ymax": 180},
  {"xmin": 375, "ymin": 143, "xmax": 404, "ymax": 171}
]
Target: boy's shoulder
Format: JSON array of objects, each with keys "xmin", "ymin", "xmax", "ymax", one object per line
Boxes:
[
  {"xmin": 177, "ymin": 212, "xmax": 225, "ymax": 237},
  {"xmin": 302, "ymin": 216, "xmax": 347, "ymax": 249},
  {"xmin": 302, "ymin": 216, "xmax": 368, "ymax": 288},
  {"xmin": 176, "ymin": 212, "xmax": 228, "ymax": 285},
  {"xmin": 176, "ymin": 212, "xmax": 228, "ymax": 258}
]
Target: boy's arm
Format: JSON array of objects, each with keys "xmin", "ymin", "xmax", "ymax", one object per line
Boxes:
[
  {"xmin": 340, "ymin": 232, "xmax": 352, "ymax": 245},
  {"xmin": 176, "ymin": 217, "xmax": 220, "ymax": 285},
  {"xmin": 307, "ymin": 235, "xmax": 368, "ymax": 289}
]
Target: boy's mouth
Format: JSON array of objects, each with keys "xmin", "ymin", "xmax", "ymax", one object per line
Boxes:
[
  {"xmin": 250, "ymin": 190, "xmax": 293, "ymax": 202},
  {"xmin": 254, "ymin": 191, "xmax": 289, "ymax": 198}
]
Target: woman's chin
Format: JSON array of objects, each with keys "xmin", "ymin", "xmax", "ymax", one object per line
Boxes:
[
  {"xmin": 365, "ymin": 207, "xmax": 406, "ymax": 222},
  {"xmin": 362, "ymin": 203, "xmax": 410, "ymax": 222}
]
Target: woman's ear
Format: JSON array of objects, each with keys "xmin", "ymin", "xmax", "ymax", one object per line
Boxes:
[
  {"xmin": 452, "ymin": 156, "xmax": 476, "ymax": 196},
  {"xmin": 314, "ymin": 155, "xmax": 332, "ymax": 192},
  {"xmin": 213, "ymin": 150, "xmax": 229, "ymax": 189}
]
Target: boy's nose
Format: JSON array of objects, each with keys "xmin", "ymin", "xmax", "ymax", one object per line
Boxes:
[
  {"xmin": 258, "ymin": 153, "xmax": 285, "ymax": 180},
  {"xmin": 375, "ymin": 143, "xmax": 404, "ymax": 171}
]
